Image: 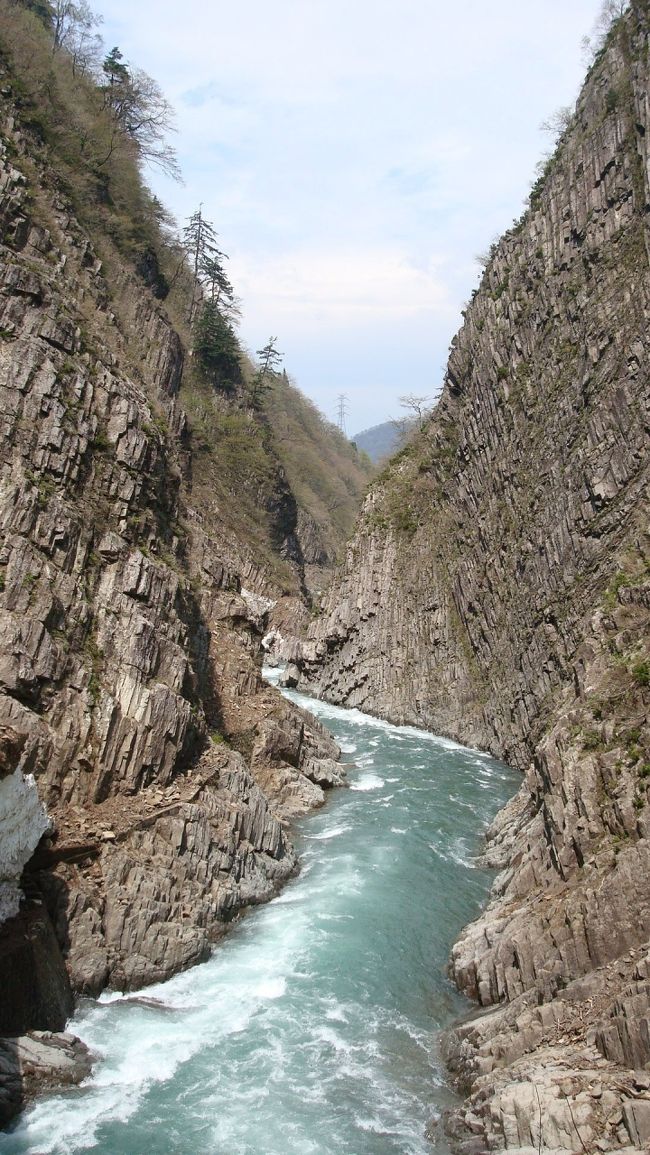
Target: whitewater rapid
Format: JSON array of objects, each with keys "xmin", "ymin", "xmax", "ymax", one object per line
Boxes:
[{"xmin": 0, "ymin": 676, "xmax": 519, "ymax": 1155}]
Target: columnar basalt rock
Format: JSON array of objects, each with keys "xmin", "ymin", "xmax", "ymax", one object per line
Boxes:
[
  {"xmin": 300, "ymin": 5, "xmax": 650, "ymax": 1151},
  {"xmin": 41, "ymin": 746, "xmax": 299, "ymax": 996},
  {"xmin": 0, "ymin": 49, "xmax": 345, "ymax": 1087}
]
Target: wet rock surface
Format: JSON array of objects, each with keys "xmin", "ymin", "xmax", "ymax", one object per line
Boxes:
[
  {"xmin": 300, "ymin": 6, "xmax": 650, "ymax": 1151},
  {"xmin": 0, "ymin": 1032, "xmax": 92, "ymax": 1129}
]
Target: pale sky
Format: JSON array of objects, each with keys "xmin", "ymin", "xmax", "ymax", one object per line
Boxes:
[{"xmin": 98, "ymin": 0, "xmax": 606, "ymax": 434}]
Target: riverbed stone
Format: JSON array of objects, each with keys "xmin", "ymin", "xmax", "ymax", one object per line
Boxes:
[{"xmin": 0, "ymin": 1031, "xmax": 92, "ymax": 1128}]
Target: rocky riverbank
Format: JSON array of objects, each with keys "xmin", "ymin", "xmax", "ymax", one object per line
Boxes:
[
  {"xmin": 0, "ymin": 30, "xmax": 348, "ymax": 1127},
  {"xmin": 298, "ymin": 4, "xmax": 650, "ymax": 1150},
  {"xmin": 0, "ymin": 1033, "xmax": 92, "ymax": 1130}
]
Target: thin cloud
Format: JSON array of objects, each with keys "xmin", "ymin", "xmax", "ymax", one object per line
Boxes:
[
  {"xmin": 234, "ymin": 247, "xmax": 453, "ymax": 323},
  {"xmin": 98, "ymin": 0, "xmax": 606, "ymax": 429}
]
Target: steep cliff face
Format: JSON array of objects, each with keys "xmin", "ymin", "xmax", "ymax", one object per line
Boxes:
[
  {"xmin": 300, "ymin": 4, "xmax": 650, "ymax": 1150},
  {"xmin": 0, "ymin": 20, "xmax": 347, "ymax": 1042},
  {"xmin": 301, "ymin": 4, "xmax": 648, "ymax": 765}
]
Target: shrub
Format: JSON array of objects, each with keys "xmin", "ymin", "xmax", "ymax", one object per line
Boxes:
[{"xmin": 582, "ymin": 729, "xmax": 603, "ymax": 751}]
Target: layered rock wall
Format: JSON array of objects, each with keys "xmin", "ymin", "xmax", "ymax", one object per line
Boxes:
[
  {"xmin": 301, "ymin": 6, "xmax": 648, "ymax": 764},
  {"xmin": 0, "ymin": 728, "xmax": 48, "ymax": 924},
  {"xmin": 0, "ymin": 55, "xmax": 344, "ymax": 1036},
  {"xmin": 300, "ymin": 4, "xmax": 650, "ymax": 1150}
]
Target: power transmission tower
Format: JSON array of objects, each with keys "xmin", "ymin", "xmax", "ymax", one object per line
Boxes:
[{"xmin": 336, "ymin": 393, "xmax": 348, "ymax": 435}]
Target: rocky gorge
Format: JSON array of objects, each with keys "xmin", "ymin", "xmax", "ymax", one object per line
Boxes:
[
  {"xmin": 298, "ymin": 3, "xmax": 650, "ymax": 1151},
  {"xmin": 1, "ymin": 0, "xmax": 650, "ymax": 1151},
  {"xmin": 0, "ymin": 6, "xmax": 359, "ymax": 1127}
]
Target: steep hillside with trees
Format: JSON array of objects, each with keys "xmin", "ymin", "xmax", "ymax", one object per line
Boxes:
[{"xmin": 0, "ymin": 0, "xmax": 365, "ymax": 1120}]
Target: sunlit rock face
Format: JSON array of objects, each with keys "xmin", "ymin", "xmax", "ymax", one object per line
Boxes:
[
  {"xmin": 300, "ymin": 4, "xmax": 650, "ymax": 1151},
  {"xmin": 0, "ymin": 62, "xmax": 345, "ymax": 1004},
  {"xmin": 0, "ymin": 767, "xmax": 48, "ymax": 925}
]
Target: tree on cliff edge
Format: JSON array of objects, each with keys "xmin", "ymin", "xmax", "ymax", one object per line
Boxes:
[
  {"xmin": 193, "ymin": 301, "xmax": 242, "ymax": 392},
  {"xmin": 100, "ymin": 46, "xmax": 181, "ymax": 180},
  {"xmin": 249, "ymin": 337, "xmax": 283, "ymax": 408},
  {"xmin": 182, "ymin": 208, "xmax": 225, "ymax": 324}
]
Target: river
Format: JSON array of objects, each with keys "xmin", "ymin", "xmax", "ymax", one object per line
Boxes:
[{"xmin": 0, "ymin": 676, "xmax": 520, "ymax": 1155}]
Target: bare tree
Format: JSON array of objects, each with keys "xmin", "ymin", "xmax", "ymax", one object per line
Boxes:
[
  {"xmin": 398, "ymin": 393, "xmax": 433, "ymax": 431},
  {"xmin": 582, "ymin": 1, "xmax": 629, "ymax": 63},
  {"xmin": 540, "ymin": 105, "xmax": 573, "ymax": 139},
  {"xmin": 100, "ymin": 48, "xmax": 181, "ymax": 180},
  {"xmin": 52, "ymin": 0, "xmax": 102, "ymax": 74},
  {"xmin": 475, "ymin": 235, "xmax": 500, "ymax": 270},
  {"xmin": 596, "ymin": 0, "xmax": 628, "ymax": 30}
]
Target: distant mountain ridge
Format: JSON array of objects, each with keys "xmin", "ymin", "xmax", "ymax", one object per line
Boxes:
[{"xmin": 352, "ymin": 420, "xmax": 407, "ymax": 463}]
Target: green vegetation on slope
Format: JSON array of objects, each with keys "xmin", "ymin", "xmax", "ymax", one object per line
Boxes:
[
  {"xmin": 0, "ymin": 0, "xmax": 372, "ymax": 597},
  {"xmin": 262, "ymin": 376, "xmax": 374, "ymax": 568}
]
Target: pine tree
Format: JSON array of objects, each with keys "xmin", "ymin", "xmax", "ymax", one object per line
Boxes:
[
  {"xmin": 249, "ymin": 337, "xmax": 283, "ymax": 407},
  {"xmin": 182, "ymin": 207, "xmax": 223, "ymax": 323},
  {"xmin": 102, "ymin": 45, "xmax": 129, "ymax": 88},
  {"xmin": 193, "ymin": 300, "xmax": 241, "ymax": 391},
  {"xmin": 201, "ymin": 253, "xmax": 233, "ymax": 305}
]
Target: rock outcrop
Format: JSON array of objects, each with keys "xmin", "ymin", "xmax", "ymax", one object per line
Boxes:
[
  {"xmin": 0, "ymin": 726, "xmax": 47, "ymax": 924},
  {"xmin": 299, "ymin": 4, "xmax": 650, "ymax": 1150},
  {"xmin": 0, "ymin": 1033, "xmax": 92, "ymax": 1129}
]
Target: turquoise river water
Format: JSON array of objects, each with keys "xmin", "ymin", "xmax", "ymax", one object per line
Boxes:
[{"xmin": 1, "ymin": 676, "xmax": 520, "ymax": 1155}]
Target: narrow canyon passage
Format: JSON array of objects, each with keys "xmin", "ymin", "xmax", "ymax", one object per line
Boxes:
[{"xmin": 1, "ymin": 679, "xmax": 520, "ymax": 1155}]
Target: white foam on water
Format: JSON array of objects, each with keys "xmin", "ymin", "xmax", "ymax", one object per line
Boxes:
[
  {"xmin": 446, "ymin": 793, "xmax": 479, "ymax": 812},
  {"xmin": 308, "ymin": 822, "xmax": 352, "ymax": 841},
  {"xmin": 355, "ymin": 751, "xmax": 376, "ymax": 768},
  {"xmin": 254, "ymin": 976, "xmax": 287, "ymax": 999},
  {"xmin": 356, "ymin": 1113, "xmax": 391, "ymax": 1133},
  {"xmin": 283, "ymin": 688, "xmax": 488, "ymax": 757},
  {"xmin": 427, "ymin": 837, "xmax": 475, "ymax": 869},
  {"xmin": 324, "ymin": 1001, "xmax": 349, "ymax": 1023},
  {"xmin": 314, "ymin": 1025, "xmax": 354, "ymax": 1054},
  {"xmin": 271, "ymin": 887, "xmax": 303, "ymax": 905},
  {"xmin": 1, "ymin": 677, "xmax": 521, "ymax": 1155},
  {"xmin": 448, "ymin": 838, "xmax": 476, "ymax": 868},
  {"xmin": 96, "ymin": 990, "xmax": 122, "ymax": 1005},
  {"xmin": 350, "ymin": 773, "xmax": 385, "ymax": 792},
  {"xmin": 6, "ymin": 988, "xmax": 244, "ymax": 1151}
]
